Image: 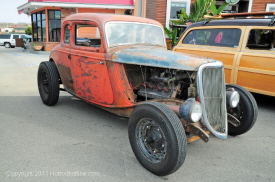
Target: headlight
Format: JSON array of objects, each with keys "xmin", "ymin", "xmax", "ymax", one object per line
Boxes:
[
  {"xmin": 226, "ymin": 88, "xmax": 240, "ymax": 108},
  {"xmin": 179, "ymin": 98, "xmax": 202, "ymax": 123}
]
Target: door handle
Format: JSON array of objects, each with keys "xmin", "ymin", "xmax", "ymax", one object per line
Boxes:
[{"xmin": 68, "ymin": 54, "xmax": 71, "ymax": 59}]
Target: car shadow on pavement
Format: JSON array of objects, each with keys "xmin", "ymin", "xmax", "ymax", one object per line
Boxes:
[{"xmin": 252, "ymin": 93, "xmax": 275, "ymax": 109}]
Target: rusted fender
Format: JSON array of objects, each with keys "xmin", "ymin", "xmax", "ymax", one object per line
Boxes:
[{"xmin": 112, "ymin": 47, "xmax": 217, "ymax": 71}]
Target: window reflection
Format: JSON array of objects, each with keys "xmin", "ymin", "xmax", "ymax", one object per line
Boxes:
[{"xmin": 170, "ymin": 2, "xmax": 186, "ymax": 19}]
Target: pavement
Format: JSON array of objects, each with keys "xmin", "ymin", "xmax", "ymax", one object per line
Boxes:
[
  {"xmin": 0, "ymin": 46, "xmax": 275, "ymax": 182},
  {"xmin": 0, "ymin": 47, "xmax": 49, "ymax": 96}
]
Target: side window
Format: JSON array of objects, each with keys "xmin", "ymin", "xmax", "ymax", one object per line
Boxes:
[
  {"xmin": 246, "ymin": 29, "xmax": 274, "ymax": 50},
  {"xmin": 2, "ymin": 35, "xmax": 11, "ymax": 39},
  {"xmin": 13, "ymin": 35, "xmax": 19, "ymax": 39},
  {"xmin": 64, "ymin": 24, "xmax": 70, "ymax": 44},
  {"xmin": 75, "ymin": 24, "xmax": 101, "ymax": 47},
  {"xmin": 182, "ymin": 28, "xmax": 241, "ymax": 48}
]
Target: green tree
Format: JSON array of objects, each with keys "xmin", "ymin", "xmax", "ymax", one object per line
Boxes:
[
  {"xmin": 178, "ymin": 0, "xmax": 229, "ymax": 24},
  {"xmin": 164, "ymin": 26, "xmax": 178, "ymax": 45},
  {"xmin": 208, "ymin": 1, "xmax": 229, "ymax": 16},
  {"xmin": 25, "ymin": 26, "xmax": 32, "ymax": 35},
  {"xmin": 189, "ymin": 0, "xmax": 212, "ymax": 23}
]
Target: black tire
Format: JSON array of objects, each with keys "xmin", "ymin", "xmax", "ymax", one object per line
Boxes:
[
  {"xmin": 4, "ymin": 42, "xmax": 11, "ymax": 48},
  {"xmin": 128, "ymin": 102, "xmax": 187, "ymax": 176},
  {"xmin": 226, "ymin": 84, "xmax": 258, "ymax": 136},
  {"xmin": 37, "ymin": 61, "xmax": 60, "ymax": 106}
]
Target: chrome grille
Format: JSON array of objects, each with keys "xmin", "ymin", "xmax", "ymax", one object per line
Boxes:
[
  {"xmin": 197, "ymin": 62, "xmax": 227, "ymax": 139},
  {"xmin": 202, "ymin": 68, "xmax": 226, "ymax": 132}
]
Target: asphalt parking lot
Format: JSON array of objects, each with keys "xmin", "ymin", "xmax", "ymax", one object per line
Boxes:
[{"xmin": 0, "ymin": 46, "xmax": 275, "ymax": 182}]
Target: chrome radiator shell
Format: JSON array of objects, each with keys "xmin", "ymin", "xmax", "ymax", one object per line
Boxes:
[{"xmin": 196, "ymin": 61, "xmax": 227, "ymax": 139}]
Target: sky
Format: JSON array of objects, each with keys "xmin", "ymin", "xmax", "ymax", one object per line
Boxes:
[{"xmin": 0, "ymin": 0, "xmax": 31, "ymax": 24}]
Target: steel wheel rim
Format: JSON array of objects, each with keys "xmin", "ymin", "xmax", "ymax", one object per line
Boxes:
[
  {"xmin": 228, "ymin": 103, "xmax": 244, "ymax": 124},
  {"xmin": 135, "ymin": 118, "xmax": 167, "ymax": 163}
]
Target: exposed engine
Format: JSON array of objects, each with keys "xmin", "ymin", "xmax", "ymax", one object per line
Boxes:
[{"xmin": 124, "ymin": 64, "xmax": 197, "ymax": 101}]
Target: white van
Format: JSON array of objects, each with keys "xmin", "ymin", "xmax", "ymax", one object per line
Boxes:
[{"xmin": 0, "ymin": 34, "xmax": 27, "ymax": 48}]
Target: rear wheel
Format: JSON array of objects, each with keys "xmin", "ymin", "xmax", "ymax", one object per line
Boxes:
[
  {"xmin": 4, "ymin": 42, "xmax": 11, "ymax": 48},
  {"xmin": 37, "ymin": 61, "xmax": 60, "ymax": 106},
  {"xmin": 226, "ymin": 84, "xmax": 258, "ymax": 136},
  {"xmin": 128, "ymin": 102, "xmax": 187, "ymax": 176}
]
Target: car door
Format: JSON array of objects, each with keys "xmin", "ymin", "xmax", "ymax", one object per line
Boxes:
[
  {"xmin": 55, "ymin": 23, "xmax": 76, "ymax": 94},
  {"xmin": 70, "ymin": 21, "xmax": 114, "ymax": 105},
  {"xmin": 174, "ymin": 26, "xmax": 245, "ymax": 84},
  {"xmin": 11, "ymin": 34, "xmax": 19, "ymax": 46},
  {"xmin": 236, "ymin": 27, "xmax": 275, "ymax": 96}
]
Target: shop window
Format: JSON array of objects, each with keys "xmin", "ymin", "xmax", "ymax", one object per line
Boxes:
[
  {"xmin": 42, "ymin": 20, "xmax": 46, "ymax": 41},
  {"xmin": 48, "ymin": 10, "xmax": 61, "ymax": 42},
  {"xmin": 166, "ymin": 0, "xmax": 190, "ymax": 28},
  {"xmin": 266, "ymin": 4, "xmax": 275, "ymax": 18},
  {"xmin": 170, "ymin": 2, "xmax": 186, "ymax": 19},
  {"xmin": 216, "ymin": 1, "xmax": 239, "ymax": 13},
  {"xmin": 31, "ymin": 10, "xmax": 46, "ymax": 41},
  {"xmin": 32, "ymin": 11, "xmax": 46, "ymax": 42},
  {"xmin": 75, "ymin": 24, "xmax": 101, "ymax": 47},
  {"xmin": 266, "ymin": 4, "xmax": 275, "ymax": 11}
]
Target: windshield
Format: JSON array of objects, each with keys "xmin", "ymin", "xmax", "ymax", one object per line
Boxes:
[{"xmin": 105, "ymin": 22, "xmax": 165, "ymax": 47}]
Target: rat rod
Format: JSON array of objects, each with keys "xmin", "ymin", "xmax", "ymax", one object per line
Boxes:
[{"xmin": 37, "ymin": 13, "xmax": 258, "ymax": 176}]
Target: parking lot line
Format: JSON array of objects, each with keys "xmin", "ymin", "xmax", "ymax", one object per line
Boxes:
[{"xmin": 7, "ymin": 52, "xmax": 21, "ymax": 56}]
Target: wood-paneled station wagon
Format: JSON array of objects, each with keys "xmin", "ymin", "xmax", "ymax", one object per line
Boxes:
[
  {"xmin": 174, "ymin": 12, "xmax": 275, "ymax": 97},
  {"xmin": 37, "ymin": 13, "xmax": 257, "ymax": 176}
]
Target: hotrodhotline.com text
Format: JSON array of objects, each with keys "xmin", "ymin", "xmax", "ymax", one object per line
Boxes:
[{"xmin": 5, "ymin": 171, "xmax": 101, "ymax": 178}]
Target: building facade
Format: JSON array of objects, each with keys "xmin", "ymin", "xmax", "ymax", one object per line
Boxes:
[
  {"xmin": 17, "ymin": 0, "xmax": 275, "ymax": 51},
  {"xmin": 17, "ymin": 0, "xmax": 134, "ymax": 51},
  {"xmin": 143, "ymin": 0, "xmax": 275, "ymax": 27}
]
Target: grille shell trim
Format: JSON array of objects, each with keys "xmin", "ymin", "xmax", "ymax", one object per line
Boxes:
[{"xmin": 196, "ymin": 61, "xmax": 227, "ymax": 139}]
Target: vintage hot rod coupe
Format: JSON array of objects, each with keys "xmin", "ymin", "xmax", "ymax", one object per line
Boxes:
[{"xmin": 37, "ymin": 13, "xmax": 258, "ymax": 176}]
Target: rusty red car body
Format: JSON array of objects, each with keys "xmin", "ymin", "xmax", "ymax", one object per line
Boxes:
[
  {"xmin": 37, "ymin": 13, "xmax": 257, "ymax": 176},
  {"xmin": 51, "ymin": 14, "xmax": 210, "ymax": 113}
]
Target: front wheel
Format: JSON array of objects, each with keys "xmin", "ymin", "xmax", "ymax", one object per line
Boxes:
[
  {"xmin": 128, "ymin": 102, "xmax": 187, "ymax": 176},
  {"xmin": 4, "ymin": 42, "xmax": 11, "ymax": 48},
  {"xmin": 37, "ymin": 61, "xmax": 60, "ymax": 106},
  {"xmin": 226, "ymin": 84, "xmax": 258, "ymax": 136}
]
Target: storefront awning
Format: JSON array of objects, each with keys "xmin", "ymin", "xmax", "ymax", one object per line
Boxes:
[{"xmin": 17, "ymin": 1, "xmax": 134, "ymax": 15}]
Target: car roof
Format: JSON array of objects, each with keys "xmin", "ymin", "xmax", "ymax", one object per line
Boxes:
[
  {"xmin": 189, "ymin": 18, "xmax": 274, "ymax": 28},
  {"xmin": 64, "ymin": 13, "xmax": 162, "ymax": 27}
]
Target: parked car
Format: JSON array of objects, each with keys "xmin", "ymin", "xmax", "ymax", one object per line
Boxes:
[
  {"xmin": 37, "ymin": 13, "xmax": 258, "ymax": 176},
  {"xmin": 173, "ymin": 12, "xmax": 275, "ymax": 97},
  {"xmin": 0, "ymin": 34, "xmax": 27, "ymax": 48}
]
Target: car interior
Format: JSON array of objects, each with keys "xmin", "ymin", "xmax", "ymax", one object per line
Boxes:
[
  {"xmin": 246, "ymin": 29, "xmax": 275, "ymax": 50},
  {"xmin": 75, "ymin": 24, "xmax": 101, "ymax": 47}
]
